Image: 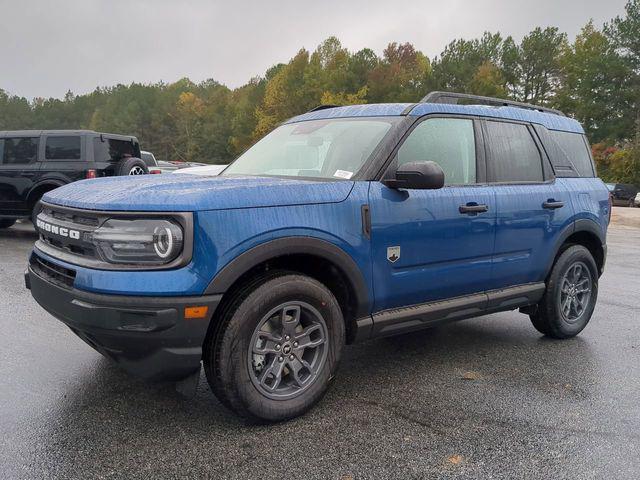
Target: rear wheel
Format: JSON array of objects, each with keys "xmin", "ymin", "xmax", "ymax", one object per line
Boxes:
[
  {"xmin": 0, "ymin": 219, "xmax": 16, "ymax": 229},
  {"xmin": 203, "ymin": 272, "xmax": 345, "ymax": 422},
  {"xmin": 530, "ymin": 245, "xmax": 598, "ymax": 339}
]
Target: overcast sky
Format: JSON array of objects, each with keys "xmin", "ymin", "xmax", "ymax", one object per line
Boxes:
[{"xmin": 0, "ymin": 0, "xmax": 628, "ymax": 99}]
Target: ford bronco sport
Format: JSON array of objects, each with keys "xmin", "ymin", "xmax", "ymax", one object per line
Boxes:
[
  {"xmin": 26, "ymin": 92, "xmax": 609, "ymax": 422},
  {"xmin": 0, "ymin": 130, "xmax": 148, "ymax": 228}
]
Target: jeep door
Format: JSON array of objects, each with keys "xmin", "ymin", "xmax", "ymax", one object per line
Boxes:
[
  {"xmin": 369, "ymin": 116, "xmax": 496, "ymax": 312},
  {"xmin": 0, "ymin": 135, "xmax": 41, "ymax": 216},
  {"xmin": 39, "ymin": 134, "xmax": 85, "ymax": 185},
  {"xmin": 483, "ymin": 119, "xmax": 573, "ymax": 290}
]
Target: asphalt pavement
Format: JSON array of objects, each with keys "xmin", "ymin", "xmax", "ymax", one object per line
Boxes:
[{"xmin": 1, "ymin": 218, "xmax": 639, "ymax": 479}]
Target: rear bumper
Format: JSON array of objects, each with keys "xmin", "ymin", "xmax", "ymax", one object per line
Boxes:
[{"xmin": 26, "ymin": 266, "xmax": 221, "ymax": 381}]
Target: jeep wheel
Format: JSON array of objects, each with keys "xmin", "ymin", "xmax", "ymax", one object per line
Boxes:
[
  {"xmin": 117, "ymin": 158, "xmax": 148, "ymax": 176},
  {"xmin": 530, "ymin": 245, "xmax": 598, "ymax": 339},
  {"xmin": 0, "ymin": 219, "xmax": 16, "ymax": 229},
  {"xmin": 204, "ymin": 272, "xmax": 345, "ymax": 422}
]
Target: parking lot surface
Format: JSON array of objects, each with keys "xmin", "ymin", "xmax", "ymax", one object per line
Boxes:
[{"xmin": 1, "ymin": 216, "xmax": 639, "ymax": 479}]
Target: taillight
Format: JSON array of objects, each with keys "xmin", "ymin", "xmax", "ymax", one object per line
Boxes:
[
  {"xmin": 86, "ymin": 169, "xmax": 97, "ymax": 179},
  {"xmin": 150, "ymin": 169, "xmax": 161, "ymax": 174}
]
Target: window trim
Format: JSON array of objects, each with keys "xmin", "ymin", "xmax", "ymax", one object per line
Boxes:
[
  {"xmin": 376, "ymin": 113, "xmax": 487, "ymax": 187},
  {"xmin": 42, "ymin": 134, "xmax": 84, "ymax": 162},
  {"xmin": 482, "ymin": 118, "xmax": 555, "ymax": 186},
  {"xmin": 0, "ymin": 135, "xmax": 41, "ymax": 166}
]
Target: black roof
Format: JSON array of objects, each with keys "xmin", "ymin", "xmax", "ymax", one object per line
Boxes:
[{"xmin": 0, "ymin": 130, "xmax": 138, "ymax": 142}]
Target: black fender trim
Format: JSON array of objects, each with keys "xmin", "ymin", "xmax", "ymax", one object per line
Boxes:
[
  {"xmin": 27, "ymin": 180, "xmax": 66, "ymax": 203},
  {"xmin": 204, "ymin": 237, "xmax": 371, "ymax": 317},
  {"xmin": 546, "ymin": 219, "xmax": 607, "ymax": 277}
]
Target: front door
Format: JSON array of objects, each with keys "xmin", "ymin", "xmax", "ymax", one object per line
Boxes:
[{"xmin": 369, "ymin": 116, "xmax": 496, "ymax": 312}]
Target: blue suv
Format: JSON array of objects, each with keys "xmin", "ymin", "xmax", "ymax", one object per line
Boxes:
[{"xmin": 26, "ymin": 92, "xmax": 610, "ymax": 422}]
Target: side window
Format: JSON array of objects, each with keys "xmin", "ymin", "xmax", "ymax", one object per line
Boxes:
[
  {"xmin": 549, "ymin": 130, "xmax": 594, "ymax": 177},
  {"xmin": 397, "ymin": 118, "xmax": 476, "ymax": 185},
  {"xmin": 2, "ymin": 137, "xmax": 39, "ymax": 165},
  {"xmin": 485, "ymin": 121, "xmax": 543, "ymax": 182},
  {"xmin": 93, "ymin": 138, "xmax": 137, "ymax": 162},
  {"xmin": 45, "ymin": 136, "xmax": 81, "ymax": 160}
]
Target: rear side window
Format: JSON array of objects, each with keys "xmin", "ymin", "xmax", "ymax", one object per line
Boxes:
[
  {"xmin": 45, "ymin": 136, "xmax": 81, "ymax": 160},
  {"xmin": 485, "ymin": 121, "xmax": 543, "ymax": 182},
  {"xmin": 397, "ymin": 118, "xmax": 476, "ymax": 185},
  {"xmin": 93, "ymin": 138, "xmax": 139, "ymax": 162},
  {"xmin": 1, "ymin": 137, "xmax": 39, "ymax": 165},
  {"xmin": 549, "ymin": 130, "xmax": 594, "ymax": 177}
]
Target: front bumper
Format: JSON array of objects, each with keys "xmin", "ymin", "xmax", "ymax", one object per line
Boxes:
[{"xmin": 26, "ymin": 265, "xmax": 221, "ymax": 381}]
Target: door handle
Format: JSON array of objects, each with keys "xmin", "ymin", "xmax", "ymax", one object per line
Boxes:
[
  {"xmin": 459, "ymin": 203, "xmax": 489, "ymax": 214},
  {"xmin": 542, "ymin": 200, "xmax": 564, "ymax": 209}
]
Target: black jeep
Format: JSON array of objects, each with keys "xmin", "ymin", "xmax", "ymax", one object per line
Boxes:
[{"xmin": 0, "ymin": 130, "xmax": 148, "ymax": 228}]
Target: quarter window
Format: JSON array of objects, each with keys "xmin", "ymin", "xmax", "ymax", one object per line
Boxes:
[
  {"xmin": 397, "ymin": 118, "xmax": 476, "ymax": 185},
  {"xmin": 549, "ymin": 130, "xmax": 594, "ymax": 177},
  {"xmin": 2, "ymin": 137, "xmax": 39, "ymax": 165},
  {"xmin": 485, "ymin": 121, "xmax": 543, "ymax": 182},
  {"xmin": 45, "ymin": 136, "xmax": 81, "ymax": 160}
]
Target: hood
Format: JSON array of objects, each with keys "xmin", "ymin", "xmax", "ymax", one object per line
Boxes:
[{"xmin": 42, "ymin": 174, "xmax": 354, "ymax": 212}]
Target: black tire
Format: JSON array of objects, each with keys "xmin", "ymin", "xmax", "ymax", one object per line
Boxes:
[
  {"xmin": 530, "ymin": 245, "xmax": 598, "ymax": 339},
  {"xmin": 0, "ymin": 219, "xmax": 16, "ymax": 229},
  {"xmin": 203, "ymin": 272, "xmax": 345, "ymax": 422},
  {"xmin": 116, "ymin": 158, "xmax": 148, "ymax": 176}
]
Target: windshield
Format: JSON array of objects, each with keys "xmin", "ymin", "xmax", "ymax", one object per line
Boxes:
[{"xmin": 223, "ymin": 118, "xmax": 397, "ymax": 180}]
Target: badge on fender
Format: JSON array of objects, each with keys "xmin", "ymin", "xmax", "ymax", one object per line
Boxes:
[{"xmin": 387, "ymin": 246, "xmax": 400, "ymax": 263}]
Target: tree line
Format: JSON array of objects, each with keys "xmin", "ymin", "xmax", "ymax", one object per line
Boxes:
[{"xmin": 1, "ymin": 1, "xmax": 639, "ymax": 184}]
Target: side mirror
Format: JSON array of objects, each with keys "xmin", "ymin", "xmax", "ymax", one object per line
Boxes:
[{"xmin": 382, "ymin": 161, "xmax": 445, "ymax": 190}]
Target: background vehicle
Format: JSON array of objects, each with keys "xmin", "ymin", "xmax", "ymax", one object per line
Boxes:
[
  {"xmin": 606, "ymin": 183, "xmax": 639, "ymax": 207},
  {"xmin": 173, "ymin": 164, "xmax": 227, "ymax": 175},
  {"xmin": 27, "ymin": 92, "xmax": 609, "ymax": 422},
  {"xmin": 141, "ymin": 150, "xmax": 161, "ymax": 174},
  {"xmin": 635, "ymin": 192, "xmax": 640, "ymax": 207},
  {"xmin": 0, "ymin": 130, "xmax": 147, "ymax": 227}
]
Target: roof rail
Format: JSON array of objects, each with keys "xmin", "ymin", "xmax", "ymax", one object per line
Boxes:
[
  {"xmin": 421, "ymin": 91, "xmax": 564, "ymax": 116},
  {"xmin": 308, "ymin": 104, "xmax": 340, "ymax": 113}
]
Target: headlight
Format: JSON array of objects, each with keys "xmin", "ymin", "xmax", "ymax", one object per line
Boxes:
[{"xmin": 90, "ymin": 218, "xmax": 184, "ymax": 265}]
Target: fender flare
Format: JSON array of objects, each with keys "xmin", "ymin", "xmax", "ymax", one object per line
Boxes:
[
  {"xmin": 27, "ymin": 180, "xmax": 66, "ymax": 204},
  {"xmin": 546, "ymin": 218, "xmax": 606, "ymax": 276},
  {"xmin": 204, "ymin": 237, "xmax": 370, "ymax": 317}
]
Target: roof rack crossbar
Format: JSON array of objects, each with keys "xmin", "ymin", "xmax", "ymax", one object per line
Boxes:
[{"xmin": 420, "ymin": 91, "xmax": 564, "ymax": 116}]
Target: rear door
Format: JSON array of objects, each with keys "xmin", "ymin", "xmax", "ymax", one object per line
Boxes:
[
  {"xmin": 39, "ymin": 134, "xmax": 86, "ymax": 184},
  {"xmin": 369, "ymin": 116, "xmax": 496, "ymax": 311},
  {"xmin": 484, "ymin": 119, "xmax": 574, "ymax": 290},
  {"xmin": 0, "ymin": 135, "xmax": 41, "ymax": 216}
]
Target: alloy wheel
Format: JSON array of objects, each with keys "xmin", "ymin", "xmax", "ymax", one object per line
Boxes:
[
  {"xmin": 559, "ymin": 261, "xmax": 592, "ymax": 323},
  {"xmin": 248, "ymin": 301, "xmax": 328, "ymax": 400},
  {"xmin": 129, "ymin": 166, "xmax": 146, "ymax": 175}
]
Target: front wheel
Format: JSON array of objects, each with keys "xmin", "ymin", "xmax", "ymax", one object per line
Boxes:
[
  {"xmin": 530, "ymin": 245, "xmax": 598, "ymax": 339},
  {"xmin": 204, "ymin": 272, "xmax": 345, "ymax": 422}
]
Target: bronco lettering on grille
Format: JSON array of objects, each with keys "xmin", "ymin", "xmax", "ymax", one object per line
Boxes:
[{"xmin": 36, "ymin": 219, "xmax": 81, "ymax": 240}]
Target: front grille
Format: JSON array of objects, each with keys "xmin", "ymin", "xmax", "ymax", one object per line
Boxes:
[
  {"xmin": 43, "ymin": 205, "xmax": 99, "ymax": 227},
  {"xmin": 30, "ymin": 253, "xmax": 76, "ymax": 289},
  {"xmin": 36, "ymin": 205, "xmax": 100, "ymax": 260}
]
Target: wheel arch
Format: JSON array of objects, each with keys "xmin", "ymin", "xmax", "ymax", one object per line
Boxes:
[
  {"xmin": 549, "ymin": 219, "xmax": 606, "ymax": 278},
  {"xmin": 27, "ymin": 180, "xmax": 66, "ymax": 209},
  {"xmin": 204, "ymin": 237, "xmax": 371, "ymax": 344}
]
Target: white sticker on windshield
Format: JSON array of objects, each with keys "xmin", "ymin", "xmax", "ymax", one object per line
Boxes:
[{"xmin": 334, "ymin": 170, "xmax": 353, "ymax": 179}]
